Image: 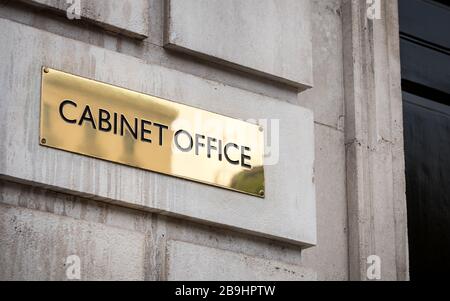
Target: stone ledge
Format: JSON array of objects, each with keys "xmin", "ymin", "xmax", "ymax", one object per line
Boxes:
[
  {"xmin": 166, "ymin": 240, "xmax": 317, "ymax": 281},
  {"xmin": 18, "ymin": 0, "xmax": 149, "ymax": 39},
  {"xmin": 0, "ymin": 18, "xmax": 316, "ymax": 247},
  {"xmin": 164, "ymin": 0, "xmax": 313, "ymax": 89}
]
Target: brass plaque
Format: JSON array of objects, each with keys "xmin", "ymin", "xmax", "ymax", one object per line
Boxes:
[{"xmin": 40, "ymin": 67, "xmax": 265, "ymax": 197}]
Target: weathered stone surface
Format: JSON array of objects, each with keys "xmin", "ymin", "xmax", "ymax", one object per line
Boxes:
[
  {"xmin": 290, "ymin": 0, "xmax": 348, "ymax": 280},
  {"xmin": 166, "ymin": 240, "xmax": 316, "ymax": 281},
  {"xmin": 301, "ymin": 124, "xmax": 348, "ymax": 280},
  {"xmin": 19, "ymin": 0, "xmax": 149, "ymax": 39},
  {"xmin": 297, "ymin": 0, "xmax": 345, "ymax": 130},
  {"xmin": 0, "ymin": 179, "xmax": 308, "ymax": 281},
  {"xmin": 0, "ymin": 0, "xmax": 408, "ymax": 281},
  {"xmin": 164, "ymin": 0, "xmax": 313, "ymax": 89},
  {"xmin": 0, "ymin": 18, "xmax": 316, "ymax": 246},
  {"xmin": 0, "ymin": 203, "xmax": 145, "ymax": 280},
  {"xmin": 342, "ymin": 0, "xmax": 408, "ymax": 280}
]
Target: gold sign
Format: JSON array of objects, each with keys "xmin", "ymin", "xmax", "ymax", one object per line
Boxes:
[{"xmin": 39, "ymin": 67, "xmax": 265, "ymax": 197}]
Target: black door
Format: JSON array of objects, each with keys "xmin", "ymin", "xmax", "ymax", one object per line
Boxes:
[{"xmin": 399, "ymin": 0, "xmax": 450, "ymax": 280}]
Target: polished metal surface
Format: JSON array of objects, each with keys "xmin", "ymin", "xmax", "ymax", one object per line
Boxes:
[{"xmin": 40, "ymin": 67, "xmax": 265, "ymax": 197}]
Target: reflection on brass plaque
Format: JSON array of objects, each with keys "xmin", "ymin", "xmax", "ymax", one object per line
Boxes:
[{"xmin": 40, "ymin": 67, "xmax": 265, "ymax": 197}]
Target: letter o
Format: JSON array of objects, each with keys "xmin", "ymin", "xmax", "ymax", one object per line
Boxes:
[{"xmin": 174, "ymin": 130, "xmax": 193, "ymax": 152}]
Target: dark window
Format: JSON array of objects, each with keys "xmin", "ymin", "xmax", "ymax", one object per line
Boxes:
[{"xmin": 399, "ymin": 0, "xmax": 450, "ymax": 280}]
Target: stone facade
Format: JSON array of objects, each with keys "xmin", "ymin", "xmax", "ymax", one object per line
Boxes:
[{"xmin": 0, "ymin": 0, "xmax": 408, "ymax": 281}]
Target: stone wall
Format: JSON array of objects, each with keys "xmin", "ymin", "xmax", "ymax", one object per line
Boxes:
[{"xmin": 0, "ymin": 0, "xmax": 408, "ymax": 281}]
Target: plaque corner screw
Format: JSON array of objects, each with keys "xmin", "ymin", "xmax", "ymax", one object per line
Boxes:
[
  {"xmin": 258, "ymin": 126, "xmax": 264, "ymax": 132},
  {"xmin": 43, "ymin": 67, "xmax": 49, "ymax": 73},
  {"xmin": 259, "ymin": 190, "xmax": 265, "ymax": 197},
  {"xmin": 41, "ymin": 138, "xmax": 47, "ymax": 144}
]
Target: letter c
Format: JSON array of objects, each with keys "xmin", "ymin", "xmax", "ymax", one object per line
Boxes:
[
  {"xmin": 59, "ymin": 99, "xmax": 77, "ymax": 124},
  {"xmin": 224, "ymin": 143, "xmax": 240, "ymax": 165}
]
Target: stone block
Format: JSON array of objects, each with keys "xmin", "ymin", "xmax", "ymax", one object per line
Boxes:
[{"xmin": 164, "ymin": 0, "xmax": 313, "ymax": 88}]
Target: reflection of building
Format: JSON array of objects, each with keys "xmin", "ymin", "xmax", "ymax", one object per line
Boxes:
[
  {"xmin": 1, "ymin": 0, "xmax": 445, "ymax": 281},
  {"xmin": 230, "ymin": 166, "xmax": 264, "ymax": 195}
]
